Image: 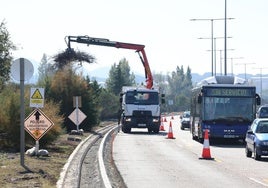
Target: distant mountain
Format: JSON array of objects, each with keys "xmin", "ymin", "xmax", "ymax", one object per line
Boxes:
[
  {"xmin": 86, "ymin": 67, "xmax": 216, "ymax": 85},
  {"xmin": 23, "ymin": 64, "xmax": 268, "ymax": 96},
  {"xmin": 86, "ymin": 66, "xmax": 146, "ymax": 85},
  {"xmin": 86, "ymin": 67, "xmax": 268, "ymax": 87},
  {"xmin": 85, "ymin": 66, "xmax": 109, "ymax": 79},
  {"xmin": 191, "ymin": 72, "xmax": 211, "ymax": 84}
]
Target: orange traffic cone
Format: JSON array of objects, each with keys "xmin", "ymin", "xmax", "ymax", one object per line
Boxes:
[
  {"xmin": 164, "ymin": 116, "xmax": 167, "ymax": 122},
  {"xmin": 159, "ymin": 121, "xmax": 165, "ymax": 131},
  {"xmin": 200, "ymin": 129, "xmax": 214, "ymax": 160},
  {"xmin": 166, "ymin": 121, "xmax": 175, "ymax": 139}
]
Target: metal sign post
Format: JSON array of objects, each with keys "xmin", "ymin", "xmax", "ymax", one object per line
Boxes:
[
  {"xmin": 11, "ymin": 58, "xmax": 33, "ymax": 170},
  {"xmin": 75, "ymin": 97, "xmax": 79, "ymax": 131},
  {"xmin": 69, "ymin": 96, "xmax": 86, "ymax": 130},
  {"xmin": 35, "ymin": 140, "xmax": 39, "ymax": 156},
  {"xmin": 19, "ymin": 58, "xmax": 26, "ymax": 169}
]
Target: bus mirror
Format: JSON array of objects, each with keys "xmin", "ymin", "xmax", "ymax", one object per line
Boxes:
[
  {"xmin": 119, "ymin": 93, "xmax": 123, "ymax": 103},
  {"xmin": 197, "ymin": 94, "xmax": 202, "ymax": 104},
  {"xmin": 161, "ymin": 94, "xmax": 165, "ymax": 104},
  {"xmin": 256, "ymin": 94, "xmax": 261, "ymax": 105}
]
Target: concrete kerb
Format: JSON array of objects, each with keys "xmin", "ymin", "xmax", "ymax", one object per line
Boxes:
[
  {"xmin": 98, "ymin": 125, "xmax": 120, "ymax": 188},
  {"xmin": 56, "ymin": 125, "xmax": 114, "ymax": 188}
]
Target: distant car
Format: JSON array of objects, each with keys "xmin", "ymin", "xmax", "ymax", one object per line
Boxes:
[
  {"xmin": 180, "ymin": 111, "xmax": 190, "ymax": 130},
  {"xmin": 245, "ymin": 118, "xmax": 268, "ymax": 160},
  {"xmin": 256, "ymin": 105, "xmax": 268, "ymax": 118}
]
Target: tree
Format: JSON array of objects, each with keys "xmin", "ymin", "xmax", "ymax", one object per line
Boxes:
[
  {"xmin": 166, "ymin": 65, "xmax": 193, "ymax": 112},
  {"xmin": 0, "ymin": 84, "xmax": 63, "ymax": 150},
  {"xmin": 47, "ymin": 49, "xmax": 100, "ymax": 131},
  {"xmin": 38, "ymin": 53, "xmax": 55, "ymax": 82},
  {"xmin": 98, "ymin": 88, "xmax": 119, "ymax": 119},
  {"xmin": 153, "ymin": 72, "xmax": 168, "ymax": 97},
  {"xmin": 106, "ymin": 58, "xmax": 135, "ymax": 95},
  {"xmin": 0, "ymin": 21, "xmax": 16, "ymax": 90},
  {"xmin": 48, "ymin": 65, "xmax": 99, "ymax": 131}
]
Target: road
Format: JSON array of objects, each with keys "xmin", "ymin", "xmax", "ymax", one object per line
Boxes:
[{"xmin": 113, "ymin": 115, "xmax": 268, "ymax": 188}]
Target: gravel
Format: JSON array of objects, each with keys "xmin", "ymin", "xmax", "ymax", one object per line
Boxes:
[{"xmin": 58, "ymin": 125, "xmax": 126, "ymax": 188}]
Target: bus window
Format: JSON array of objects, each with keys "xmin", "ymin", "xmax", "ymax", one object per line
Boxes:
[{"xmin": 204, "ymin": 97, "xmax": 216, "ymax": 120}]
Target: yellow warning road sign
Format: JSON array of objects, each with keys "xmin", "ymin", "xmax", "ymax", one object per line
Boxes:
[
  {"xmin": 24, "ymin": 108, "xmax": 54, "ymax": 141},
  {"xmin": 31, "ymin": 89, "xmax": 43, "ymax": 99},
  {"xmin": 30, "ymin": 88, "xmax": 44, "ymax": 108}
]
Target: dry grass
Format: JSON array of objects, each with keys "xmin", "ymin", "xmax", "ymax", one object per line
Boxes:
[
  {"xmin": 0, "ymin": 133, "xmax": 83, "ymax": 188},
  {"xmin": 1, "ymin": 127, "xmax": 107, "ymax": 188},
  {"xmin": 0, "ymin": 122, "xmax": 113, "ymax": 188}
]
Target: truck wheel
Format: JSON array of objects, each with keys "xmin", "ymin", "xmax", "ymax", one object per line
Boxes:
[
  {"xmin": 127, "ymin": 128, "xmax": 131, "ymax": 133},
  {"xmin": 121, "ymin": 126, "xmax": 126, "ymax": 133},
  {"xmin": 198, "ymin": 136, "xmax": 204, "ymax": 143},
  {"xmin": 122, "ymin": 125, "xmax": 129, "ymax": 133}
]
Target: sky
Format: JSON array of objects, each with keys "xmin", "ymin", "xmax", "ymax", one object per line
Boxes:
[{"xmin": 1, "ymin": 0, "xmax": 268, "ymax": 77}]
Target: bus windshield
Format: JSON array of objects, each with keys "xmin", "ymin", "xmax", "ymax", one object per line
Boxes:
[
  {"xmin": 204, "ymin": 97, "xmax": 254, "ymax": 122},
  {"xmin": 125, "ymin": 91, "xmax": 159, "ymax": 105}
]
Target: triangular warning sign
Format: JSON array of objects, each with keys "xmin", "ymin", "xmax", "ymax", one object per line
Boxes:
[{"xmin": 31, "ymin": 89, "xmax": 43, "ymax": 99}]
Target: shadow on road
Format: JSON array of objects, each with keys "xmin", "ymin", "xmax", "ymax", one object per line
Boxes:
[
  {"xmin": 121, "ymin": 130, "xmax": 168, "ymax": 137},
  {"xmin": 193, "ymin": 138, "xmax": 246, "ymax": 148}
]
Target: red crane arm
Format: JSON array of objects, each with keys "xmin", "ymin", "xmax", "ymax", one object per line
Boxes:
[{"xmin": 66, "ymin": 36, "xmax": 153, "ymax": 89}]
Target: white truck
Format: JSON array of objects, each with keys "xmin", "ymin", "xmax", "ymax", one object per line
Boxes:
[
  {"xmin": 64, "ymin": 36, "xmax": 165, "ymax": 133},
  {"xmin": 119, "ymin": 86, "xmax": 164, "ymax": 133}
]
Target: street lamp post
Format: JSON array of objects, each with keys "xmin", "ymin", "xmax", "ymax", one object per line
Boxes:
[
  {"xmin": 253, "ymin": 67, "xmax": 268, "ymax": 99},
  {"xmin": 199, "ymin": 36, "xmax": 232, "ymax": 75},
  {"xmin": 226, "ymin": 57, "xmax": 244, "ymax": 75},
  {"xmin": 217, "ymin": 49, "xmax": 235, "ymax": 75},
  {"xmin": 224, "ymin": 0, "xmax": 227, "ymax": 75},
  {"xmin": 235, "ymin": 63, "xmax": 255, "ymax": 80},
  {"xmin": 213, "ymin": 38, "xmax": 229, "ymax": 75},
  {"xmin": 190, "ymin": 17, "xmax": 234, "ymax": 76}
]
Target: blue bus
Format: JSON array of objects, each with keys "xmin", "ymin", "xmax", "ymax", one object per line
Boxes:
[{"xmin": 190, "ymin": 76, "xmax": 261, "ymax": 142}]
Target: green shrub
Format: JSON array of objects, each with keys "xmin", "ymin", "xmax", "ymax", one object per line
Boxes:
[{"xmin": 0, "ymin": 85, "xmax": 64, "ymax": 151}]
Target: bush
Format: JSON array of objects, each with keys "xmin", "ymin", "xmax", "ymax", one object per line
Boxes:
[
  {"xmin": 0, "ymin": 84, "xmax": 64, "ymax": 151},
  {"xmin": 0, "ymin": 85, "xmax": 21, "ymax": 151},
  {"xmin": 36, "ymin": 101, "xmax": 64, "ymax": 148}
]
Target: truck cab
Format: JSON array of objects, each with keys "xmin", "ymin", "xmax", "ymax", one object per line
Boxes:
[{"xmin": 120, "ymin": 87, "xmax": 163, "ymax": 133}]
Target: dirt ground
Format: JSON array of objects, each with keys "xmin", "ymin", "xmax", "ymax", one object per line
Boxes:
[{"xmin": 0, "ymin": 123, "xmax": 111, "ymax": 188}]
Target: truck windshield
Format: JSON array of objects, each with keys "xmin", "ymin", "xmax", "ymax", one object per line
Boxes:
[{"xmin": 125, "ymin": 91, "xmax": 159, "ymax": 105}]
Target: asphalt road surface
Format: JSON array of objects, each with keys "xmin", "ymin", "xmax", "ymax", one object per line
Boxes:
[{"xmin": 113, "ymin": 115, "xmax": 268, "ymax": 188}]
